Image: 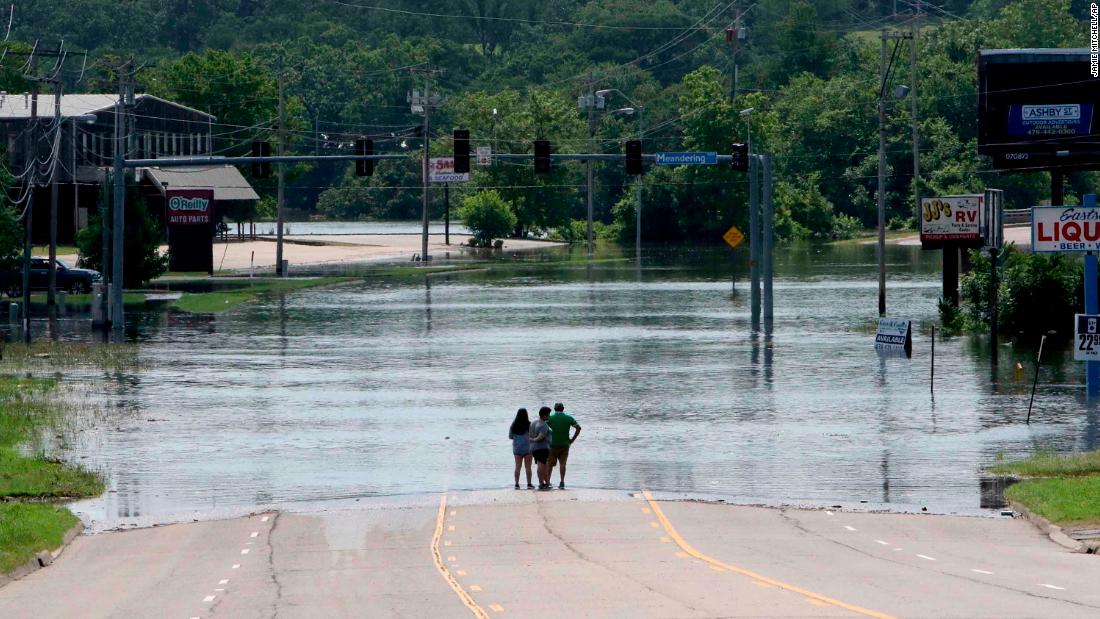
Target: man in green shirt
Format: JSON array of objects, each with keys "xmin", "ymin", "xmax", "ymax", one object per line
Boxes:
[{"xmin": 546, "ymin": 402, "xmax": 581, "ymax": 490}]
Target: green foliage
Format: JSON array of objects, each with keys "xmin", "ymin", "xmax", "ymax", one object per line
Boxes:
[
  {"xmin": 458, "ymin": 190, "xmax": 517, "ymax": 246},
  {"xmin": 0, "ymin": 205, "xmax": 22, "ymax": 273},
  {"xmin": 991, "ymin": 449, "xmax": 1100, "ymax": 478},
  {"xmin": 75, "ymin": 185, "xmax": 168, "ymax": 287},
  {"xmin": 1005, "ymin": 476, "xmax": 1100, "ymax": 526},
  {"xmin": 960, "ymin": 247, "xmax": 1083, "ymax": 339},
  {"xmin": 0, "ymin": 504, "xmax": 79, "ymax": 573}
]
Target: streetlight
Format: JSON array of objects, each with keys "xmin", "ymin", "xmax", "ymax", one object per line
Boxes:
[
  {"xmin": 597, "ymin": 89, "xmax": 645, "ymax": 265},
  {"xmin": 739, "ymin": 107, "xmax": 754, "ymax": 155}
]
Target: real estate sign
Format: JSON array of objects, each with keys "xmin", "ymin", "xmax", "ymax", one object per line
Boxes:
[{"xmin": 1031, "ymin": 206, "xmax": 1100, "ymax": 252}]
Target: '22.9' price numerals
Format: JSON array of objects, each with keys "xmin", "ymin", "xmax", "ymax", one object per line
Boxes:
[
  {"xmin": 1079, "ymin": 333, "xmax": 1100, "ymax": 352},
  {"xmin": 922, "ymin": 200, "xmax": 952, "ymax": 222}
]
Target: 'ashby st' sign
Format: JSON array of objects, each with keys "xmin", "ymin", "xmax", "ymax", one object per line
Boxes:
[{"xmin": 1031, "ymin": 206, "xmax": 1100, "ymax": 252}]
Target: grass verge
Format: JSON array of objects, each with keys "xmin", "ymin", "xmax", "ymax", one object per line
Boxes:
[
  {"xmin": 993, "ymin": 450, "xmax": 1100, "ymax": 528},
  {"xmin": 0, "ymin": 504, "xmax": 79, "ymax": 573},
  {"xmin": 171, "ymin": 276, "xmax": 354, "ymax": 314},
  {"xmin": 0, "ymin": 374, "xmax": 104, "ymax": 576}
]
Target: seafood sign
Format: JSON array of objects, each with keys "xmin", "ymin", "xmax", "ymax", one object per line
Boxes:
[{"xmin": 1031, "ymin": 206, "xmax": 1100, "ymax": 252}]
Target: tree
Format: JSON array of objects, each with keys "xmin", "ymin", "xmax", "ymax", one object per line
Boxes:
[
  {"xmin": 76, "ymin": 186, "xmax": 168, "ymax": 287},
  {"xmin": 458, "ymin": 190, "xmax": 517, "ymax": 246}
]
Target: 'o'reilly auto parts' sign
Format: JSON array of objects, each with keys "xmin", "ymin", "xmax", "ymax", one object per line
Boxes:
[
  {"xmin": 166, "ymin": 189, "xmax": 213, "ymax": 225},
  {"xmin": 1032, "ymin": 206, "xmax": 1100, "ymax": 252}
]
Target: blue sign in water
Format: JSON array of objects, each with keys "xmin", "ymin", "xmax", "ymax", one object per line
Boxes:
[
  {"xmin": 654, "ymin": 151, "xmax": 718, "ymax": 166},
  {"xmin": 1007, "ymin": 103, "xmax": 1094, "ymax": 137}
]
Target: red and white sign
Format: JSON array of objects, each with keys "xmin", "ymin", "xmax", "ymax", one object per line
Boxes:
[
  {"xmin": 1032, "ymin": 206, "xmax": 1100, "ymax": 252},
  {"xmin": 165, "ymin": 189, "xmax": 213, "ymax": 225},
  {"xmin": 920, "ymin": 195, "xmax": 983, "ymax": 242},
  {"xmin": 428, "ymin": 157, "xmax": 470, "ymax": 183}
]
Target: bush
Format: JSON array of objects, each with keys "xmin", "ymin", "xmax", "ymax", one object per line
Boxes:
[
  {"xmin": 830, "ymin": 213, "xmax": 863, "ymax": 239},
  {"xmin": 960, "ymin": 246, "xmax": 1082, "ymax": 340},
  {"xmin": 457, "ymin": 190, "xmax": 516, "ymax": 246},
  {"xmin": 0, "ymin": 205, "xmax": 22, "ymax": 273},
  {"xmin": 888, "ymin": 216, "xmax": 914, "ymax": 231},
  {"xmin": 76, "ymin": 187, "xmax": 168, "ymax": 287}
]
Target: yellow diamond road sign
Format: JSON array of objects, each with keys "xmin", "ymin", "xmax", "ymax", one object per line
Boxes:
[{"xmin": 722, "ymin": 225, "xmax": 745, "ymax": 249}]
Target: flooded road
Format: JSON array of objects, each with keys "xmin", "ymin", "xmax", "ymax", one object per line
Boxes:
[{"xmin": 65, "ymin": 243, "xmax": 1100, "ymax": 524}]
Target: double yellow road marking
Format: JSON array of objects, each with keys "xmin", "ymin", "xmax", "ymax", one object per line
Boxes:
[
  {"xmin": 642, "ymin": 490, "xmax": 897, "ymax": 619},
  {"xmin": 431, "ymin": 495, "xmax": 490, "ymax": 619}
]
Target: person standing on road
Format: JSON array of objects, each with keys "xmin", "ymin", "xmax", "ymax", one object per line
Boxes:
[
  {"xmin": 529, "ymin": 407, "xmax": 553, "ymax": 490},
  {"xmin": 509, "ymin": 408, "xmax": 534, "ymax": 489},
  {"xmin": 547, "ymin": 403, "xmax": 581, "ymax": 490}
]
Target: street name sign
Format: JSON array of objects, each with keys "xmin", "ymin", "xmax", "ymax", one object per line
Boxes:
[
  {"xmin": 476, "ymin": 146, "xmax": 492, "ymax": 166},
  {"xmin": 920, "ymin": 195, "xmax": 983, "ymax": 245},
  {"xmin": 654, "ymin": 151, "xmax": 718, "ymax": 166},
  {"xmin": 1031, "ymin": 206, "xmax": 1100, "ymax": 252},
  {"xmin": 722, "ymin": 225, "xmax": 745, "ymax": 249},
  {"xmin": 875, "ymin": 318, "xmax": 912, "ymax": 357},
  {"xmin": 429, "ymin": 157, "xmax": 471, "ymax": 183},
  {"xmin": 1075, "ymin": 314, "xmax": 1100, "ymax": 361}
]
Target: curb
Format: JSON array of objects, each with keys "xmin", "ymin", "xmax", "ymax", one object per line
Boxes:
[
  {"xmin": 0, "ymin": 520, "xmax": 84, "ymax": 588},
  {"xmin": 1010, "ymin": 501, "xmax": 1090, "ymax": 553}
]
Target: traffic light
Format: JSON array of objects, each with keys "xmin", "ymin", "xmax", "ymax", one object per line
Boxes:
[
  {"xmin": 625, "ymin": 140, "xmax": 642, "ymax": 175},
  {"xmin": 534, "ymin": 139, "xmax": 551, "ymax": 173},
  {"xmin": 251, "ymin": 141, "xmax": 271, "ymax": 178},
  {"xmin": 453, "ymin": 129, "xmax": 470, "ymax": 173},
  {"xmin": 355, "ymin": 138, "xmax": 374, "ymax": 177},
  {"xmin": 730, "ymin": 142, "xmax": 748, "ymax": 172}
]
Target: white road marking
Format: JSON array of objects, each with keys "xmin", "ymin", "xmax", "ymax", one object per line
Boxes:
[
  {"xmin": 240, "ymin": 549, "xmax": 250, "ymax": 555},
  {"xmin": 250, "ymin": 531, "xmax": 259, "ymax": 538},
  {"xmin": 825, "ymin": 511, "xmax": 834, "ymax": 516},
  {"xmin": 916, "ymin": 554, "xmax": 937, "ymax": 561},
  {"xmin": 215, "ymin": 588, "xmax": 225, "ymax": 592},
  {"xmin": 893, "ymin": 548, "xmax": 903, "ymax": 552},
  {"xmin": 232, "ymin": 564, "xmax": 241, "ymax": 569},
  {"xmin": 874, "ymin": 540, "xmax": 889, "ymax": 545},
  {"xmin": 844, "ymin": 526, "xmax": 857, "ymax": 531},
  {"xmin": 261, "ymin": 516, "xmax": 269, "ymax": 522},
  {"xmin": 203, "ymin": 595, "xmax": 216, "ymax": 602},
  {"xmin": 1040, "ymin": 584, "xmax": 1066, "ymax": 590},
  {"xmin": 219, "ymin": 579, "xmax": 229, "ymax": 585},
  {"xmin": 971, "ymin": 569, "xmax": 994, "ymax": 575}
]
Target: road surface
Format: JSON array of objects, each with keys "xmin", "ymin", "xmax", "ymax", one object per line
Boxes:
[{"xmin": 1, "ymin": 490, "xmax": 1096, "ymax": 618}]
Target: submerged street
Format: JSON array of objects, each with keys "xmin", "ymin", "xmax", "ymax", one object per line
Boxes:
[{"xmin": 52, "ymin": 243, "xmax": 1096, "ymax": 527}]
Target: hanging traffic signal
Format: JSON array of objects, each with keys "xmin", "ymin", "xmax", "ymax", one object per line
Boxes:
[
  {"xmin": 730, "ymin": 142, "xmax": 748, "ymax": 172},
  {"xmin": 453, "ymin": 129, "xmax": 470, "ymax": 173},
  {"xmin": 355, "ymin": 138, "xmax": 374, "ymax": 176},
  {"xmin": 251, "ymin": 141, "xmax": 271, "ymax": 178},
  {"xmin": 625, "ymin": 140, "xmax": 642, "ymax": 175},
  {"xmin": 534, "ymin": 139, "xmax": 551, "ymax": 173}
]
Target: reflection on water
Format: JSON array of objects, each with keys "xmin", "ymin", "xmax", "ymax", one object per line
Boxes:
[{"xmin": 62, "ymin": 242, "xmax": 1097, "ymax": 524}]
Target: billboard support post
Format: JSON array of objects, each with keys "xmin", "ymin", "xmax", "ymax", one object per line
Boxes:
[{"xmin": 1084, "ymin": 193, "xmax": 1099, "ymax": 397}]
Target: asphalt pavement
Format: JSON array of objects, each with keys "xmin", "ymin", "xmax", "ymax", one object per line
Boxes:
[{"xmin": 0, "ymin": 489, "xmax": 1096, "ymax": 618}]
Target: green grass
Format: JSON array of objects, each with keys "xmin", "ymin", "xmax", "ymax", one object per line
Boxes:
[
  {"xmin": 0, "ymin": 504, "xmax": 78, "ymax": 573},
  {"xmin": 990, "ymin": 450, "xmax": 1100, "ymax": 478},
  {"xmin": 30, "ymin": 246, "xmax": 79, "ymax": 257},
  {"xmin": 170, "ymin": 276, "xmax": 354, "ymax": 314},
  {"xmin": 1005, "ymin": 477, "xmax": 1100, "ymax": 527},
  {"xmin": 0, "ymin": 375, "xmax": 105, "ymax": 575}
]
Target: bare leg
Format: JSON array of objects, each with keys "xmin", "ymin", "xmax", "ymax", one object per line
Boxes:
[
  {"xmin": 524, "ymin": 455, "xmax": 533, "ymax": 486},
  {"xmin": 558, "ymin": 459, "xmax": 567, "ymax": 484},
  {"xmin": 514, "ymin": 455, "xmax": 522, "ymax": 486}
]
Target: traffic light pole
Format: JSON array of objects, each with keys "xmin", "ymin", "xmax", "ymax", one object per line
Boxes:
[{"xmin": 276, "ymin": 76, "xmax": 286, "ymax": 276}]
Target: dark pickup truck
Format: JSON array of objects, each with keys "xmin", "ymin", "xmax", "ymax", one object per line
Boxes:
[{"xmin": 1, "ymin": 257, "xmax": 102, "ymax": 296}]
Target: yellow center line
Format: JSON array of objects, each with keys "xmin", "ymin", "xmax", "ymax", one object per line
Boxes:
[
  {"xmin": 431, "ymin": 494, "xmax": 490, "ymax": 619},
  {"xmin": 642, "ymin": 490, "xmax": 897, "ymax": 619}
]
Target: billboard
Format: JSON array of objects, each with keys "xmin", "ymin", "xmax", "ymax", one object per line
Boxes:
[
  {"xmin": 920, "ymin": 195, "xmax": 983, "ymax": 247},
  {"xmin": 165, "ymin": 188, "xmax": 215, "ymax": 274},
  {"xmin": 1031, "ymin": 206, "xmax": 1100, "ymax": 252},
  {"xmin": 977, "ymin": 49, "xmax": 1100, "ymax": 170}
]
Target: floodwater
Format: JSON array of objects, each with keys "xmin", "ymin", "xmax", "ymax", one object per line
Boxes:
[
  {"xmin": 255, "ymin": 220, "xmax": 471, "ymax": 236},
  {"xmin": 57, "ymin": 241, "xmax": 1100, "ymax": 526}
]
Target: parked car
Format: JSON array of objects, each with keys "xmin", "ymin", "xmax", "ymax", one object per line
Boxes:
[{"xmin": 2, "ymin": 257, "xmax": 102, "ymax": 296}]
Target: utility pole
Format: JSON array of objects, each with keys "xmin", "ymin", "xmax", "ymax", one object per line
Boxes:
[
  {"xmin": 910, "ymin": 2, "xmax": 920, "ymax": 226},
  {"xmin": 422, "ymin": 71, "xmax": 431, "ymax": 263},
  {"xmin": 586, "ymin": 73, "xmax": 596, "ymax": 256},
  {"xmin": 276, "ymin": 75, "xmax": 286, "ymax": 276},
  {"xmin": 21, "ymin": 54, "xmax": 39, "ymax": 343},
  {"xmin": 111, "ymin": 61, "xmax": 131, "ymax": 332},
  {"xmin": 878, "ymin": 31, "xmax": 888, "ymax": 318},
  {"xmin": 444, "ymin": 182, "xmax": 450, "ymax": 246},
  {"xmin": 635, "ymin": 107, "xmax": 644, "ymax": 266},
  {"xmin": 48, "ymin": 78, "xmax": 62, "ymax": 310}
]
